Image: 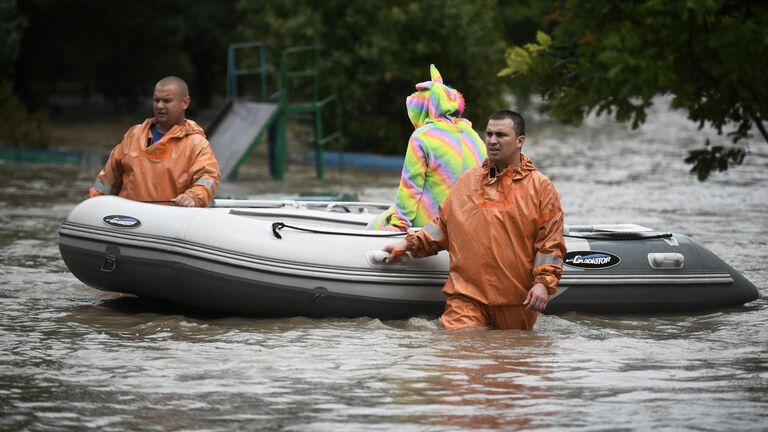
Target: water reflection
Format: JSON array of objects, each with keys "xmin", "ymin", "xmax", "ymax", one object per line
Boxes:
[
  {"xmin": 69, "ymin": 295, "xmax": 230, "ymax": 324},
  {"xmin": 419, "ymin": 330, "xmax": 556, "ymax": 430}
]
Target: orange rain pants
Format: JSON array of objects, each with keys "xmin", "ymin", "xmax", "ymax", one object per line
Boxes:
[{"xmin": 439, "ymin": 295, "xmax": 537, "ymax": 331}]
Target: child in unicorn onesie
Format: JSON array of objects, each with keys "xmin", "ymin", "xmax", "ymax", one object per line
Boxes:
[{"xmin": 367, "ymin": 65, "xmax": 487, "ymax": 231}]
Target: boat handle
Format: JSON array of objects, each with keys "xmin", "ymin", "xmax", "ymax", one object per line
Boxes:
[
  {"xmin": 100, "ymin": 255, "xmax": 117, "ymax": 272},
  {"xmin": 367, "ymin": 250, "xmax": 409, "ymax": 266},
  {"xmin": 647, "ymin": 253, "xmax": 684, "ymax": 269}
]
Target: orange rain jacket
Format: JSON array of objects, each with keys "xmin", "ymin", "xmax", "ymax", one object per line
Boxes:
[
  {"xmin": 406, "ymin": 155, "xmax": 566, "ymax": 305},
  {"xmin": 88, "ymin": 118, "xmax": 220, "ymax": 206}
]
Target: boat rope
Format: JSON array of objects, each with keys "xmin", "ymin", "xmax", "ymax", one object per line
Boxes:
[
  {"xmin": 565, "ymin": 232, "xmax": 673, "ymax": 240},
  {"xmin": 271, "ymin": 222, "xmax": 407, "ymax": 239}
]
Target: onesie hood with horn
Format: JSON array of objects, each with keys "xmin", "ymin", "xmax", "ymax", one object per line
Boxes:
[
  {"xmin": 406, "ymin": 64, "xmax": 467, "ymax": 130},
  {"xmin": 368, "ymin": 65, "xmax": 486, "ymax": 231}
]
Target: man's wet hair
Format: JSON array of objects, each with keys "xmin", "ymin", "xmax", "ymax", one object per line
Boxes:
[
  {"xmin": 155, "ymin": 76, "xmax": 189, "ymax": 97},
  {"xmin": 489, "ymin": 109, "xmax": 525, "ymax": 136}
]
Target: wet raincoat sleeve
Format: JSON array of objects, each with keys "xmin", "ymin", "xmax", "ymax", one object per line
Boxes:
[
  {"xmin": 405, "ymin": 213, "xmax": 450, "ymax": 258},
  {"xmin": 531, "ymin": 181, "xmax": 566, "ymax": 295},
  {"xmin": 88, "ymin": 136, "xmax": 128, "ymax": 198},
  {"xmin": 183, "ymin": 136, "xmax": 220, "ymax": 207}
]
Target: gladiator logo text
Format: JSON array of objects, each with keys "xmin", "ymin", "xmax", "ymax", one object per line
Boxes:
[
  {"xmin": 103, "ymin": 215, "xmax": 142, "ymax": 229},
  {"xmin": 564, "ymin": 251, "xmax": 620, "ymax": 269}
]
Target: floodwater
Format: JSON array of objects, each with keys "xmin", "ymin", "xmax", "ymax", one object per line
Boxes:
[{"xmin": 1, "ymin": 103, "xmax": 767, "ymax": 431}]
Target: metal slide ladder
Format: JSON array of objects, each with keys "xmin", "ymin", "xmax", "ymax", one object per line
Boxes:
[
  {"xmin": 207, "ymin": 42, "xmax": 342, "ymax": 181},
  {"xmin": 272, "ymin": 46, "xmax": 343, "ymax": 180},
  {"xmin": 207, "ymin": 42, "xmax": 278, "ymax": 181}
]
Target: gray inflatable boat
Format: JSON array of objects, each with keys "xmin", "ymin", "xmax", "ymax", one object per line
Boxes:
[{"xmin": 59, "ymin": 196, "xmax": 760, "ymax": 318}]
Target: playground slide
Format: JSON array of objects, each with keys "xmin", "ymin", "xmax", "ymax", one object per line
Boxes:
[{"xmin": 206, "ymin": 100, "xmax": 278, "ymax": 180}]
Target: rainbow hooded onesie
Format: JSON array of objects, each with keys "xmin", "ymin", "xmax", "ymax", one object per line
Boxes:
[{"xmin": 367, "ymin": 65, "xmax": 487, "ymax": 231}]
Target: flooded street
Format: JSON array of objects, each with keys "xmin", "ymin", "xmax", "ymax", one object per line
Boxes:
[{"xmin": 1, "ymin": 104, "xmax": 767, "ymax": 431}]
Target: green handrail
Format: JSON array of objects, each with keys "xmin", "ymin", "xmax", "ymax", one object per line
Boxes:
[
  {"xmin": 271, "ymin": 45, "xmax": 343, "ymax": 180},
  {"xmin": 226, "ymin": 42, "xmax": 269, "ymax": 100},
  {"xmin": 222, "ymin": 43, "xmax": 342, "ymax": 180}
]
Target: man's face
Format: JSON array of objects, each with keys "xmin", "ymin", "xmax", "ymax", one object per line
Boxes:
[
  {"xmin": 485, "ymin": 118, "xmax": 524, "ymax": 169},
  {"xmin": 153, "ymin": 84, "xmax": 189, "ymax": 130}
]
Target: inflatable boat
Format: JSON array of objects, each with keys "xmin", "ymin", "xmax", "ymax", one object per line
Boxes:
[{"xmin": 58, "ymin": 196, "xmax": 760, "ymax": 318}]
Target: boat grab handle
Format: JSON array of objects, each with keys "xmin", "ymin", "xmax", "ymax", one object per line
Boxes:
[
  {"xmin": 367, "ymin": 250, "xmax": 409, "ymax": 266},
  {"xmin": 648, "ymin": 252, "xmax": 685, "ymax": 269},
  {"xmin": 100, "ymin": 255, "xmax": 117, "ymax": 272}
]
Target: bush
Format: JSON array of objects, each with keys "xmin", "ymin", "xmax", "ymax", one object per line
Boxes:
[{"xmin": 0, "ymin": 80, "xmax": 48, "ymax": 149}]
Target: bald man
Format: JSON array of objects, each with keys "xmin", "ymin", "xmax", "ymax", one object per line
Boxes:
[{"xmin": 88, "ymin": 76, "xmax": 220, "ymax": 207}]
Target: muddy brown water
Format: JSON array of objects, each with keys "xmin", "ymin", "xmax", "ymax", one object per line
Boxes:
[{"xmin": 1, "ymin": 104, "xmax": 767, "ymax": 431}]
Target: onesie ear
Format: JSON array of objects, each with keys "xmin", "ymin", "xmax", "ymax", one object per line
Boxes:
[{"xmin": 429, "ymin": 64, "xmax": 443, "ymax": 84}]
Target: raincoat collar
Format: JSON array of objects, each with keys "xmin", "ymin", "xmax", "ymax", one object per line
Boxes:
[
  {"xmin": 144, "ymin": 118, "xmax": 206, "ymax": 139},
  {"xmin": 482, "ymin": 154, "xmax": 537, "ymax": 185}
]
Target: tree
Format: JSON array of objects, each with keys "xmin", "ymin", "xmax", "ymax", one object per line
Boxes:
[
  {"xmin": 0, "ymin": 0, "xmax": 46, "ymax": 149},
  {"xmin": 236, "ymin": 0, "xmax": 510, "ymax": 154},
  {"xmin": 0, "ymin": 0, "xmax": 26, "ymax": 79},
  {"xmin": 500, "ymin": 0, "xmax": 768, "ymax": 180},
  {"xmin": 13, "ymin": 0, "xmax": 237, "ymax": 112}
]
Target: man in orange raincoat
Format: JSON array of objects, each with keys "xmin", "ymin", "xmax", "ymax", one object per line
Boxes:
[
  {"xmin": 384, "ymin": 110, "xmax": 566, "ymax": 330},
  {"xmin": 88, "ymin": 76, "xmax": 220, "ymax": 207}
]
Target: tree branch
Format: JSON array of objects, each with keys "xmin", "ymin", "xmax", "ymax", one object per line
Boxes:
[
  {"xmin": 686, "ymin": 9, "xmax": 767, "ymax": 145},
  {"xmin": 745, "ymin": 106, "xmax": 768, "ymax": 143}
]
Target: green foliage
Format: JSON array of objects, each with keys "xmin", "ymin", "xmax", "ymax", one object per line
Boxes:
[
  {"xmin": 0, "ymin": 0, "xmax": 26, "ymax": 78},
  {"xmin": 14, "ymin": 0, "xmax": 238, "ymax": 110},
  {"xmin": 0, "ymin": 80, "xmax": 47, "ymax": 148},
  {"xmin": 499, "ymin": 31, "xmax": 551, "ymax": 77},
  {"xmin": 684, "ymin": 141, "xmax": 746, "ymax": 181},
  {"xmin": 501, "ymin": 0, "xmax": 768, "ymax": 180},
  {"xmin": 6, "ymin": 0, "xmax": 553, "ymax": 154},
  {"xmin": 236, "ymin": 0, "xmax": 509, "ymax": 154},
  {"xmin": 0, "ymin": 0, "xmax": 46, "ymax": 149}
]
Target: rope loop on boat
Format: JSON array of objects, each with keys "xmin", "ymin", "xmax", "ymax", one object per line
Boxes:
[
  {"xmin": 272, "ymin": 222, "xmax": 286, "ymax": 239},
  {"xmin": 271, "ymin": 222, "xmax": 407, "ymax": 239}
]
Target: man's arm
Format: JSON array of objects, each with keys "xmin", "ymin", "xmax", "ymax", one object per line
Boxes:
[
  {"xmin": 88, "ymin": 141, "xmax": 125, "ymax": 198},
  {"xmin": 179, "ymin": 138, "xmax": 221, "ymax": 207},
  {"xmin": 384, "ymin": 213, "xmax": 449, "ymax": 262},
  {"xmin": 523, "ymin": 181, "xmax": 565, "ymax": 312},
  {"xmin": 531, "ymin": 180, "xmax": 566, "ymax": 295}
]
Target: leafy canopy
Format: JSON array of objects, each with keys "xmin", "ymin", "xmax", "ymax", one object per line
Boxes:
[
  {"xmin": 500, "ymin": 0, "xmax": 768, "ymax": 180},
  {"xmin": 236, "ymin": 0, "xmax": 509, "ymax": 154}
]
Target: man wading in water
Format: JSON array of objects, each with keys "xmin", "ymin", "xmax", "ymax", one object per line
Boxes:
[{"xmin": 383, "ymin": 110, "xmax": 566, "ymax": 330}]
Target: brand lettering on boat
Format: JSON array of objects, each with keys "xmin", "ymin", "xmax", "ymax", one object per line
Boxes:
[
  {"xmin": 103, "ymin": 215, "xmax": 141, "ymax": 228},
  {"xmin": 572, "ymin": 255, "xmax": 612, "ymax": 265},
  {"xmin": 564, "ymin": 251, "xmax": 620, "ymax": 269}
]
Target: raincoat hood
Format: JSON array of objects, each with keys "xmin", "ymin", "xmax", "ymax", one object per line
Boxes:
[{"xmin": 406, "ymin": 64, "xmax": 466, "ymax": 129}]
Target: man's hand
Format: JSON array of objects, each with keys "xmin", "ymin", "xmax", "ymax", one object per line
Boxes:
[
  {"xmin": 173, "ymin": 193, "xmax": 196, "ymax": 207},
  {"xmin": 523, "ymin": 283, "xmax": 549, "ymax": 312},
  {"xmin": 383, "ymin": 239, "xmax": 408, "ymax": 263}
]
